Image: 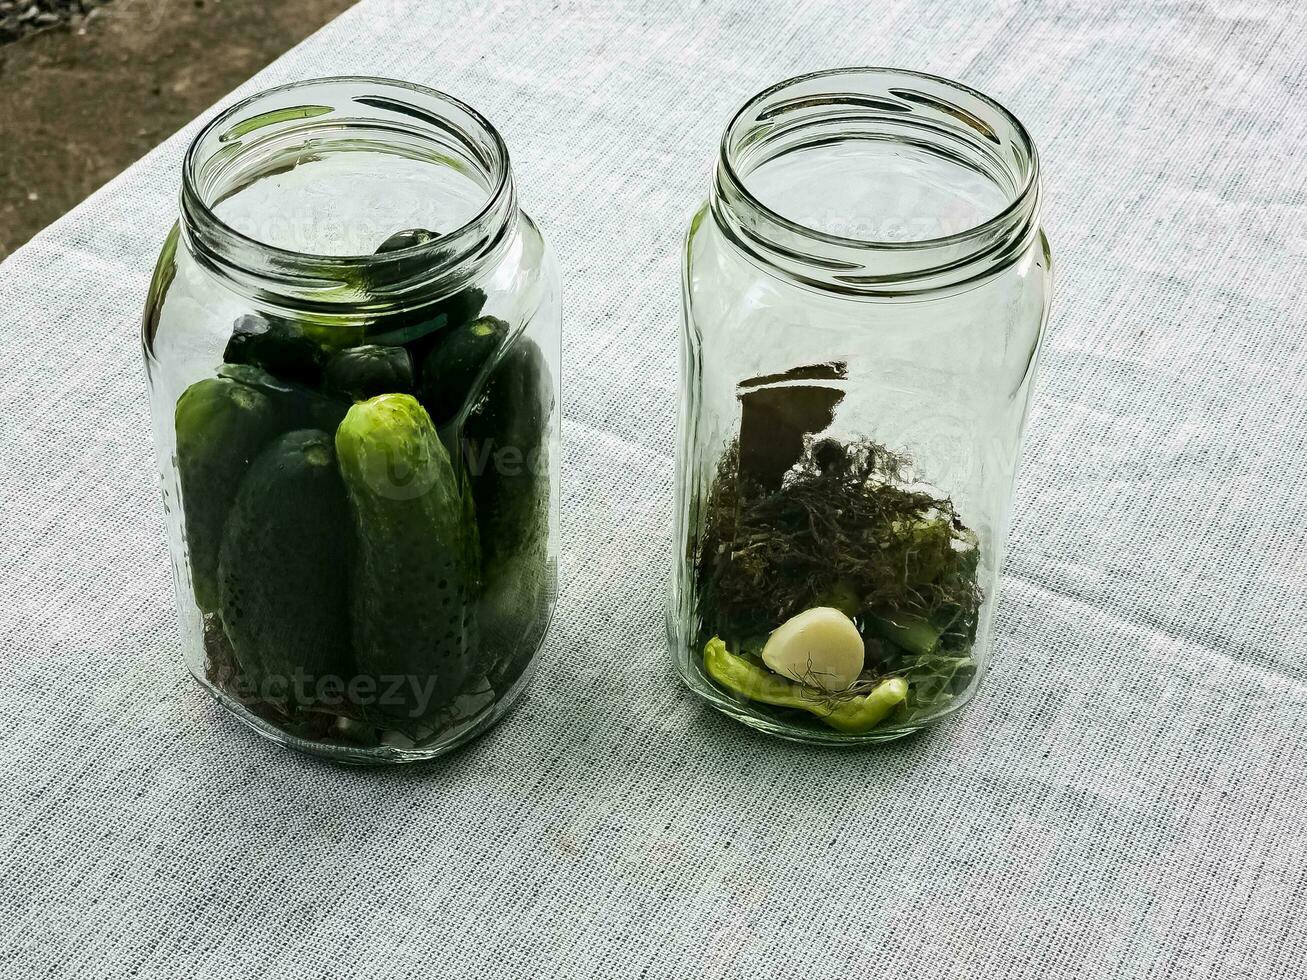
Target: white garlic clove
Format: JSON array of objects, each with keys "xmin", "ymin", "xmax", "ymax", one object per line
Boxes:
[{"xmin": 761, "ymin": 606, "xmax": 865, "ymax": 692}]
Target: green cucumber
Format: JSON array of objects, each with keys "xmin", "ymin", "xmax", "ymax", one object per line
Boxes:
[
  {"xmin": 460, "ymin": 335, "xmax": 553, "ymax": 685},
  {"xmin": 361, "ymin": 228, "xmax": 446, "ymax": 301},
  {"xmin": 462, "ymin": 335, "xmax": 553, "ymax": 579},
  {"xmin": 223, "ymin": 312, "xmax": 329, "ymax": 386},
  {"xmin": 361, "ymin": 228, "xmax": 487, "ymax": 364},
  {"xmin": 418, "ymin": 315, "xmax": 509, "ymax": 425},
  {"xmin": 368, "ymin": 287, "xmax": 488, "ymax": 367},
  {"xmin": 322, "ymin": 344, "xmax": 415, "ymax": 402},
  {"xmin": 335, "ymin": 393, "xmax": 477, "ymax": 717},
  {"xmin": 174, "ymin": 376, "xmax": 280, "ymax": 612},
  {"xmin": 375, "ymin": 228, "xmax": 441, "ymax": 253},
  {"xmin": 216, "ymin": 363, "xmax": 348, "ymax": 432},
  {"xmin": 481, "ymin": 537, "xmax": 552, "ymax": 694},
  {"xmin": 217, "ymin": 430, "xmax": 353, "ymax": 689}
]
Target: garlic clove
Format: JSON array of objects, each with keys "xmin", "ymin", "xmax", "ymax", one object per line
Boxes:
[{"xmin": 761, "ymin": 606, "xmax": 865, "ymax": 692}]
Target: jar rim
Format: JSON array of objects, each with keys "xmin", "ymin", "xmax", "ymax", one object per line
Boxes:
[
  {"xmin": 180, "ymin": 76, "xmax": 516, "ymax": 307},
  {"xmin": 712, "ymin": 67, "xmax": 1043, "ymax": 294}
]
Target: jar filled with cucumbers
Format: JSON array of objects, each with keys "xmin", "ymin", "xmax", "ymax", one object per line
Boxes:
[
  {"xmin": 142, "ymin": 79, "xmax": 559, "ymax": 762},
  {"xmin": 669, "ymin": 70, "xmax": 1052, "ymax": 744}
]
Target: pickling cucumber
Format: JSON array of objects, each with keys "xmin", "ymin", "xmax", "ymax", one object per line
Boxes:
[
  {"xmin": 174, "ymin": 376, "xmax": 280, "ymax": 612},
  {"xmin": 481, "ymin": 517, "xmax": 552, "ymax": 694},
  {"xmin": 361, "ymin": 228, "xmax": 446, "ymax": 300},
  {"xmin": 335, "ymin": 393, "xmax": 477, "ymax": 716},
  {"xmin": 217, "ymin": 429, "xmax": 354, "ymax": 688},
  {"xmin": 375, "ymin": 228, "xmax": 441, "ymax": 253},
  {"xmin": 216, "ymin": 363, "xmax": 348, "ymax": 433},
  {"xmin": 460, "ymin": 335, "xmax": 553, "ymax": 685},
  {"xmin": 223, "ymin": 312, "xmax": 329, "ymax": 386},
  {"xmin": 322, "ymin": 344, "xmax": 414, "ymax": 402},
  {"xmin": 419, "ymin": 316, "xmax": 509, "ymax": 425},
  {"xmin": 361, "ymin": 228, "xmax": 488, "ymax": 365},
  {"xmin": 463, "ymin": 335, "xmax": 553, "ymax": 582},
  {"xmin": 367, "ymin": 287, "xmax": 488, "ymax": 368}
]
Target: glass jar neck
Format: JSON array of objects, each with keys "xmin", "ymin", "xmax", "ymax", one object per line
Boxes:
[
  {"xmin": 180, "ymin": 77, "xmax": 517, "ymax": 315},
  {"xmin": 710, "ymin": 68, "xmax": 1041, "ymax": 298}
]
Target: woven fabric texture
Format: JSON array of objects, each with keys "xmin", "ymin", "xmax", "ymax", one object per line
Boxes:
[{"xmin": 1, "ymin": 1, "xmax": 1305, "ymax": 977}]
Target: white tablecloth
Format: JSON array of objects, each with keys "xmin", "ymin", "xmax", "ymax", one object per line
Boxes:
[{"xmin": 2, "ymin": 1, "xmax": 1305, "ymax": 976}]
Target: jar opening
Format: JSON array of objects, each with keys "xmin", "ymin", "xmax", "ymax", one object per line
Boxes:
[
  {"xmin": 713, "ymin": 68, "xmax": 1041, "ymax": 295},
  {"xmin": 181, "ymin": 77, "xmax": 516, "ymax": 311}
]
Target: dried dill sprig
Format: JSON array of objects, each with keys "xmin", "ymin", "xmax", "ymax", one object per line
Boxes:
[{"xmin": 696, "ymin": 436, "xmax": 982, "ymax": 647}]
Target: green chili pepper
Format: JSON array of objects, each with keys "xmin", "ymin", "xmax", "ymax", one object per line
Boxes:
[{"xmin": 704, "ymin": 637, "xmax": 907, "ymax": 734}]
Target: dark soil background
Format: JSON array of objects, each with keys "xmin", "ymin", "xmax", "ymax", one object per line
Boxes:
[{"xmin": 0, "ymin": 0, "xmax": 357, "ymax": 259}]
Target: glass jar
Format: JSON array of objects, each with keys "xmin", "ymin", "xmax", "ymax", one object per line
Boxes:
[
  {"xmin": 142, "ymin": 78, "xmax": 560, "ymax": 763},
  {"xmin": 669, "ymin": 68, "xmax": 1052, "ymax": 745}
]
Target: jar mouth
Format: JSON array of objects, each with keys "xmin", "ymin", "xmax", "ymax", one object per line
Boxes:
[
  {"xmin": 713, "ymin": 67, "xmax": 1041, "ymax": 295},
  {"xmin": 180, "ymin": 76, "xmax": 516, "ymax": 310}
]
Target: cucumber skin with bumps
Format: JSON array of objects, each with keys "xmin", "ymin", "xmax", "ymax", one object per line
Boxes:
[
  {"xmin": 174, "ymin": 376, "xmax": 280, "ymax": 612},
  {"xmin": 361, "ymin": 228, "xmax": 487, "ymax": 364},
  {"xmin": 363, "ymin": 283, "xmax": 487, "ymax": 369},
  {"xmin": 323, "ymin": 344, "xmax": 415, "ymax": 402},
  {"xmin": 461, "ymin": 336, "xmax": 554, "ymax": 686},
  {"xmin": 224, "ymin": 312, "xmax": 329, "ymax": 386},
  {"xmin": 335, "ymin": 394, "xmax": 476, "ymax": 716},
  {"xmin": 418, "ymin": 315, "xmax": 509, "ymax": 425},
  {"xmin": 463, "ymin": 336, "xmax": 553, "ymax": 580},
  {"xmin": 217, "ymin": 429, "xmax": 354, "ymax": 688},
  {"xmin": 217, "ymin": 363, "xmax": 348, "ymax": 432}
]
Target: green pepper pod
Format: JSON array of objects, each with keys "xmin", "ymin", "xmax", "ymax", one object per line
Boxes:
[{"xmin": 704, "ymin": 637, "xmax": 908, "ymax": 734}]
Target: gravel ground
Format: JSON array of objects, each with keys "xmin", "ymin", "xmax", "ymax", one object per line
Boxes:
[{"xmin": 0, "ymin": 0, "xmax": 108, "ymax": 45}]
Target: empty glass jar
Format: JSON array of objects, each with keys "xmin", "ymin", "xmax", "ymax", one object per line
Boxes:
[
  {"xmin": 142, "ymin": 78, "xmax": 560, "ymax": 763},
  {"xmin": 669, "ymin": 68, "xmax": 1053, "ymax": 744}
]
